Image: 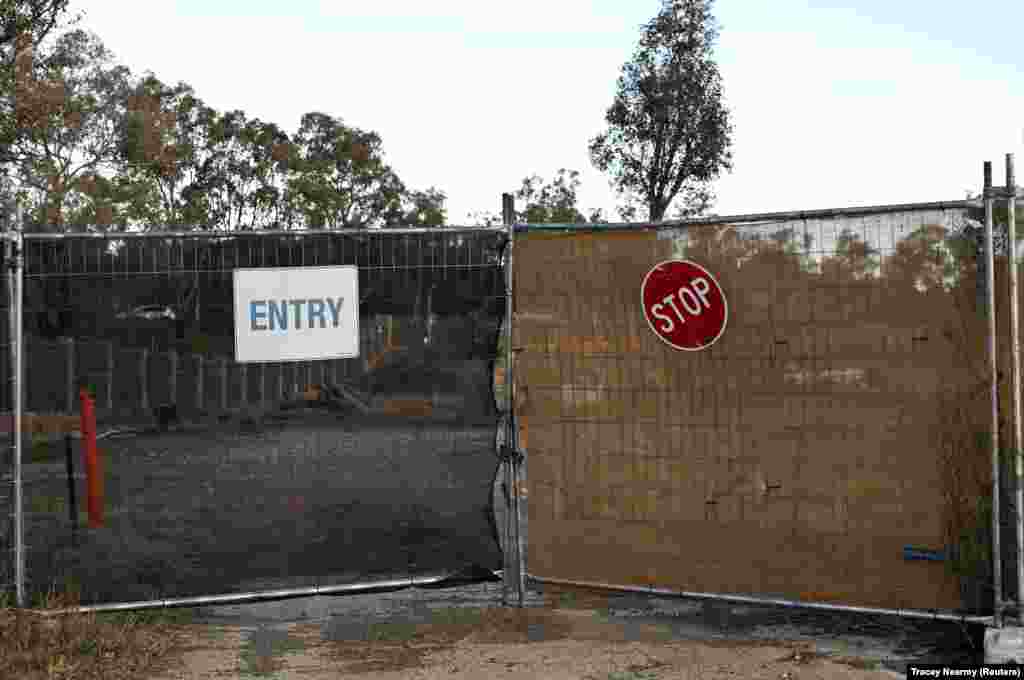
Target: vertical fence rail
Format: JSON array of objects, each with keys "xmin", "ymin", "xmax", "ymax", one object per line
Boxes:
[
  {"xmin": 501, "ymin": 193, "xmax": 525, "ymax": 606},
  {"xmin": 10, "ymin": 205, "xmax": 24, "ymax": 607},
  {"xmin": 1, "ymin": 227, "xmax": 12, "ymax": 605},
  {"xmin": 985, "ymin": 162, "xmax": 1003, "ymax": 627},
  {"xmin": 1008, "ymin": 153, "xmax": 1023, "ymax": 625}
]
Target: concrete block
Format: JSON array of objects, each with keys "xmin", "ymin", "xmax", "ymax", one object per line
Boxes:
[{"xmin": 986, "ymin": 626, "xmax": 1024, "ymax": 663}]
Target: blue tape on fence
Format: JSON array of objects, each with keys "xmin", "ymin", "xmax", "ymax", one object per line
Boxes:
[{"xmin": 903, "ymin": 546, "xmax": 946, "ymax": 562}]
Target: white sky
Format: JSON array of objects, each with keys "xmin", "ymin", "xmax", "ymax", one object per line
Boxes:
[{"xmin": 70, "ymin": 1, "xmax": 1024, "ymax": 224}]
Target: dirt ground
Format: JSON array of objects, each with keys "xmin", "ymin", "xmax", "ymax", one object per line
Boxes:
[
  {"xmin": 146, "ymin": 603, "xmax": 902, "ymax": 680},
  {"xmin": 6, "ymin": 415, "xmax": 503, "ymax": 603},
  {"xmin": 127, "ymin": 577, "xmax": 983, "ymax": 679}
]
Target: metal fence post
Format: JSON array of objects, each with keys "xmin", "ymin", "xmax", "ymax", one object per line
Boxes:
[
  {"xmin": 984, "ymin": 162, "xmax": 1003, "ymax": 627},
  {"xmin": 1007, "ymin": 153, "xmax": 1023, "ymax": 625},
  {"xmin": 11, "ymin": 204, "xmax": 25, "ymax": 607},
  {"xmin": 502, "ymin": 192, "xmax": 525, "ymax": 607}
]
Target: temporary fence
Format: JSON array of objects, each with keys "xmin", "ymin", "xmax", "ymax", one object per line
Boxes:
[
  {"xmin": 1, "ymin": 222, "xmax": 522, "ymax": 608},
  {"xmin": 511, "ymin": 199, "xmax": 1012, "ymax": 625},
  {"xmin": 5, "ymin": 191, "xmax": 1022, "ymax": 627}
]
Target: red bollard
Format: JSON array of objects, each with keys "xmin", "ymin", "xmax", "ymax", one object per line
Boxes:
[{"xmin": 79, "ymin": 388, "xmax": 103, "ymax": 528}]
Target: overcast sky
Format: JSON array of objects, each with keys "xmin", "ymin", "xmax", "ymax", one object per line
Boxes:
[{"xmin": 71, "ymin": 1, "xmax": 1024, "ymax": 224}]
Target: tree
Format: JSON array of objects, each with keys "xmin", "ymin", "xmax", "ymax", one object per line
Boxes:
[
  {"xmin": 389, "ymin": 186, "xmax": 446, "ymax": 226},
  {"xmin": 0, "ymin": 0, "xmax": 77, "ymax": 52},
  {"xmin": 226, "ymin": 117, "xmax": 296, "ymax": 229},
  {"xmin": 466, "ymin": 206, "xmax": 504, "ymax": 227},
  {"xmin": 0, "ymin": 0, "xmax": 81, "ymax": 171},
  {"xmin": 287, "ymin": 112, "xmax": 405, "ymax": 229},
  {"xmin": 515, "ymin": 168, "xmax": 588, "ymax": 224},
  {"xmin": 466, "ymin": 169, "xmax": 605, "ymax": 226},
  {"xmin": 7, "ymin": 29, "xmax": 133, "ymax": 231},
  {"xmin": 589, "ymin": 0, "xmax": 732, "ymax": 222},
  {"xmin": 175, "ymin": 111, "xmax": 297, "ymax": 230},
  {"xmin": 115, "ymin": 74, "xmax": 226, "ymax": 229}
]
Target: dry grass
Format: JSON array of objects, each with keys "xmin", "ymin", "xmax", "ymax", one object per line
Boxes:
[
  {"xmin": 309, "ymin": 604, "xmax": 578, "ymax": 674},
  {"xmin": 0, "ymin": 587, "xmax": 193, "ymax": 680}
]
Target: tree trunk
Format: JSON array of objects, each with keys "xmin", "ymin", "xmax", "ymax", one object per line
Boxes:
[{"xmin": 649, "ymin": 198, "xmax": 667, "ymax": 223}]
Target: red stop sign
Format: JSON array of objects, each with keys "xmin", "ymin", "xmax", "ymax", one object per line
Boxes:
[{"xmin": 641, "ymin": 260, "xmax": 728, "ymax": 351}]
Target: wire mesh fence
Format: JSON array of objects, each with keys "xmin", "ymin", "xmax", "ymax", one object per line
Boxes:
[{"xmin": 1, "ymin": 226, "xmax": 511, "ymax": 606}]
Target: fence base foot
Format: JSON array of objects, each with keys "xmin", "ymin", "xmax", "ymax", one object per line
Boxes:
[{"xmin": 986, "ymin": 626, "xmax": 1024, "ymax": 663}]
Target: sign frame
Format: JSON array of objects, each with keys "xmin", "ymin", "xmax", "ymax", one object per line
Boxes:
[{"xmin": 233, "ymin": 265, "xmax": 360, "ymax": 364}]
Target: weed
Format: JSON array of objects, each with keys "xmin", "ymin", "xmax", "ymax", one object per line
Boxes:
[
  {"xmin": 0, "ymin": 586, "xmax": 189, "ymax": 680},
  {"xmin": 28, "ymin": 435, "xmax": 56, "ymax": 463},
  {"xmin": 29, "ymin": 493, "xmax": 65, "ymax": 515},
  {"xmin": 97, "ymin": 605, "xmax": 195, "ymax": 628},
  {"xmin": 363, "ymin": 621, "xmax": 420, "ymax": 642},
  {"xmin": 604, "ymin": 670, "xmax": 660, "ymax": 680}
]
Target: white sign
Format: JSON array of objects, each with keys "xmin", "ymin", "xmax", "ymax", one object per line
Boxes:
[{"xmin": 233, "ymin": 266, "xmax": 360, "ymax": 363}]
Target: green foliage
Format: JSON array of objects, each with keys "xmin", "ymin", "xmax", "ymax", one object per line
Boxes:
[
  {"xmin": 515, "ymin": 169, "xmax": 588, "ymax": 224},
  {"xmin": 6, "ymin": 28, "xmax": 134, "ymax": 231},
  {"xmin": 29, "ymin": 492, "xmax": 64, "ymax": 513},
  {"xmin": 605, "ymin": 671, "xmax": 660, "ymax": 680},
  {"xmin": 1, "ymin": 13, "xmax": 448, "ymax": 233},
  {"xmin": 28, "ymin": 433, "xmax": 51, "ymax": 462},
  {"xmin": 0, "ymin": 0, "xmax": 82, "ymax": 169},
  {"xmin": 0, "ymin": 1, "xmax": 78, "ymax": 51},
  {"xmin": 288, "ymin": 111, "xmax": 406, "ymax": 229},
  {"xmin": 589, "ymin": 0, "xmax": 732, "ymax": 222},
  {"xmin": 390, "ymin": 186, "xmax": 447, "ymax": 226}
]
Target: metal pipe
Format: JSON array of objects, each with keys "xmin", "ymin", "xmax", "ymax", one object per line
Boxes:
[
  {"xmin": 2, "ymin": 230, "xmax": 11, "ymax": 601},
  {"xmin": 512, "ymin": 200, "xmax": 974, "ymax": 232},
  {"xmin": 528, "ymin": 575, "xmax": 994, "ymax": 626},
  {"xmin": 12, "ymin": 204, "xmax": 24, "ymax": 607},
  {"xmin": 1008, "ymin": 153, "xmax": 1023, "ymax": 625},
  {"xmin": 30, "ymin": 571, "xmax": 459, "ymax": 616},
  {"xmin": 16, "ymin": 203, "xmax": 978, "ymax": 240},
  {"xmin": 501, "ymin": 193, "xmax": 521, "ymax": 607},
  {"xmin": 507, "ymin": 222, "xmax": 526, "ymax": 608},
  {"xmin": 985, "ymin": 161, "xmax": 1003, "ymax": 627},
  {"xmin": 20, "ymin": 226, "xmax": 506, "ymax": 241}
]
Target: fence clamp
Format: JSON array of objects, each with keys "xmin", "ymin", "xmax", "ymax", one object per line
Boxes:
[
  {"xmin": 3, "ymin": 242, "xmax": 20, "ymax": 271},
  {"xmin": 498, "ymin": 444, "xmax": 524, "ymax": 465}
]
